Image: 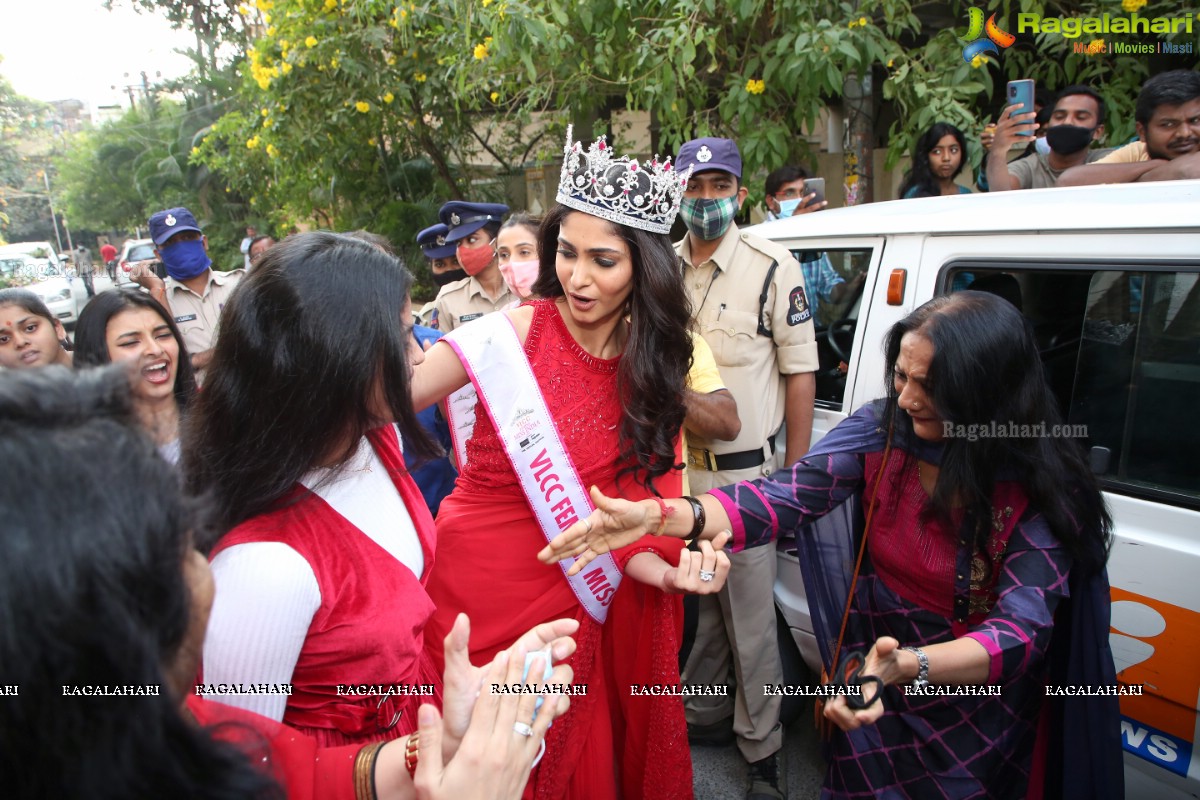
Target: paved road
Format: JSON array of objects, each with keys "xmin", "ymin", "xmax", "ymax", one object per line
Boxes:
[{"xmin": 690, "ymin": 700, "xmax": 826, "ymax": 799}]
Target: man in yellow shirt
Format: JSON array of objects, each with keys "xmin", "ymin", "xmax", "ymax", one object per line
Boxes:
[{"xmin": 1060, "ymin": 70, "xmax": 1200, "ymax": 186}]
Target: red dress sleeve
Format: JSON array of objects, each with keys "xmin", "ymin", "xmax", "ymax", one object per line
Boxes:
[{"xmin": 188, "ymin": 695, "xmax": 361, "ymax": 799}]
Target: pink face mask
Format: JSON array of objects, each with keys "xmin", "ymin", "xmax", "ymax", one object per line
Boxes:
[{"xmin": 499, "ymin": 259, "xmax": 539, "ymax": 299}]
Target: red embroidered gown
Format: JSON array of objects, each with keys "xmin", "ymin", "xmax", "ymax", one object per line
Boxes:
[{"xmin": 425, "ymin": 299, "xmax": 693, "ymax": 800}]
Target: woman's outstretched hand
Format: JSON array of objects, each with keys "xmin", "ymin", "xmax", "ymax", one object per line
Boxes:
[
  {"xmin": 537, "ymin": 486, "xmax": 655, "ymax": 576},
  {"xmin": 822, "ymin": 636, "xmax": 904, "ymax": 731},
  {"xmin": 661, "ymin": 532, "xmax": 732, "ymax": 594}
]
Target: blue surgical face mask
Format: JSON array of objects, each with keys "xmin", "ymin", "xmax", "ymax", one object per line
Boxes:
[
  {"xmin": 777, "ymin": 198, "xmax": 803, "ymax": 218},
  {"xmin": 160, "ymin": 239, "xmax": 211, "ymax": 281}
]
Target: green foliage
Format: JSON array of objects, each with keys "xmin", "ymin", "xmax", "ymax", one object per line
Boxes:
[{"xmin": 132, "ymin": 0, "xmax": 1190, "ymax": 247}]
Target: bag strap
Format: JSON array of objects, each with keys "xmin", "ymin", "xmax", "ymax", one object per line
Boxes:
[
  {"xmin": 756, "ymin": 260, "xmax": 778, "ymax": 337},
  {"xmin": 815, "ymin": 433, "xmax": 893, "ymax": 735}
]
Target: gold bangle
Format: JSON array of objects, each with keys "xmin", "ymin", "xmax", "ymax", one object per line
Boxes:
[
  {"xmin": 404, "ymin": 730, "xmax": 421, "ymax": 779},
  {"xmin": 353, "ymin": 741, "xmax": 386, "ymax": 800}
]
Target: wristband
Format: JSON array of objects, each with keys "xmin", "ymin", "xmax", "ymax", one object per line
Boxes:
[
  {"xmin": 682, "ymin": 496, "xmax": 706, "ymax": 539},
  {"xmin": 900, "ymin": 646, "xmax": 929, "ymax": 689},
  {"xmin": 404, "ymin": 731, "xmax": 420, "ymax": 780},
  {"xmin": 651, "ymin": 496, "xmax": 673, "ymax": 536}
]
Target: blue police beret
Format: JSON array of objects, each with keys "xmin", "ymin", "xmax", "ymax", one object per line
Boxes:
[
  {"xmin": 439, "ymin": 201, "xmax": 509, "ymax": 244},
  {"xmin": 416, "ymin": 223, "xmax": 456, "ymax": 259},
  {"xmin": 148, "ymin": 207, "xmax": 203, "ymax": 246},
  {"xmin": 676, "ymin": 138, "xmax": 743, "ymax": 179}
]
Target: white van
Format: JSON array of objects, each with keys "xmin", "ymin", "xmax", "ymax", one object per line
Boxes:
[{"xmin": 755, "ymin": 180, "xmax": 1200, "ymax": 799}]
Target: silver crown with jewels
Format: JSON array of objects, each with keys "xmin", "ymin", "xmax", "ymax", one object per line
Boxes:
[{"xmin": 555, "ymin": 125, "xmax": 691, "ymax": 235}]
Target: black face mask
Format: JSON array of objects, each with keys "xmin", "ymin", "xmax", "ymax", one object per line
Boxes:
[
  {"xmin": 1045, "ymin": 124, "xmax": 1096, "ymax": 155},
  {"xmin": 432, "ymin": 268, "xmax": 467, "ymax": 287}
]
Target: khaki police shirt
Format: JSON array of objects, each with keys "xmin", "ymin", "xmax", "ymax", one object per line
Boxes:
[
  {"xmin": 677, "ymin": 223, "xmax": 818, "ymax": 456},
  {"xmin": 430, "ymin": 276, "xmax": 514, "ymax": 332},
  {"xmin": 165, "ymin": 268, "xmax": 244, "ymax": 355}
]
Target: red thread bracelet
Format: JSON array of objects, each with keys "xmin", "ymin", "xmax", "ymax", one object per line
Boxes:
[{"xmin": 652, "ymin": 496, "xmax": 673, "ymax": 536}]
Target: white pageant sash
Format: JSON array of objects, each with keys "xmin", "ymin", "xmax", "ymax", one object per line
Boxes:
[
  {"xmin": 444, "ymin": 384, "xmax": 477, "ymax": 468},
  {"xmin": 443, "ymin": 313, "xmax": 622, "ymax": 624}
]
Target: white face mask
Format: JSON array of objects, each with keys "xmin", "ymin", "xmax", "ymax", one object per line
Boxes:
[{"xmin": 777, "ymin": 198, "xmax": 803, "ymax": 218}]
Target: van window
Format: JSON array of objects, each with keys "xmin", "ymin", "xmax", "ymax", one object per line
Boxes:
[
  {"xmin": 948, "ymin": 265, "xmax": 1200, "ymax": 506},
  {"xmin": 792, "ymin": 247, "xmax": 872, "ymax": 410}
]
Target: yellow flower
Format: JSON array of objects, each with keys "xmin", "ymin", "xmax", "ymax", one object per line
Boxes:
[
  {"xmin": 263, "ymin": 116, "xmax": 273, "ymax": 128},
  {"xmin": 386, "ymin": 55, "xmax": 397, "ymax": 65},
  {"xmin": 330, "ymin": 57, "xmax": 340, "ymax": 68},
  {"xmin": 399, "ymin": 8, "xmax": 407, "ymax": 18},
  {"xmin": 324, "ymin": 0, "xmax": 337, "ymax": 10},
  {"xmin": 190, "ymin": 146, "xmax": 200, "ymax": 156},
  {"xmin": 261, "ymin": 107, "xmax": 269, "ymax": 116},
  {"xmin": 383, "ymin": 91, "xmax": 395, "ymax": 103},
  {"xmin": 266, "ymin": 143, "xmax": 279, "ymax": 158},
  {"xmin": 887, "ymin": 58, "xmax": 895, "ymax": 68},
  {"xmin": 1121, "ymin": 0, "xmax": 1146, "ymax": 10},
  {"xmin": 266, "ymin": 26, "xmax": 275, "ymax": 35},
  {"xmin": 745, "ymin": 78, "xmax": 765, "ymax": 95},
  {"xmin": 473, "ymin": 42, "xmax": 489, "ymax": 60},
  {"xmin": 414, "ymin": 72, "xmax": 426, "ymax": 82},
  {"xmin": 305, "ymin": 35, "xmax": 317, "ymax": 47},
  {"xmin": 281, "ymin": 62, "xmax": 292, "ymax": 74},
  {"xmin": 970, "ymin": 54, "xmax": 988, "ymax": 68},
  {"xmin": 490, "ymin": 91, "xmax": 500, "ymax": 102},
  {"xmin": 246, "ymin": 135, "xmax": 261, "ymax": 149},
  {"xmin": 368, "ymin": 137, "xmax": 378, "ymax": 146},
  {"xmin": 858, "ymin": 16, "xmax": 868, "ymax": 26},
  {"xmin": 237, "ymin": 3, "xmax": 249, "ymax": 14},
  {"xmin": 355, "ymin": 101, "xmax": 371, "ymax": 113},
  {"xmin": 483, "ymin": 0, "xmax": 493, "ymax": 6},
  {"xmin": 848, "ymin": 19, "xmax": 857, "ymax": 27}
]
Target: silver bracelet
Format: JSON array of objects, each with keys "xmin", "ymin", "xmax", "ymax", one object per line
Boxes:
[{"xmin": 900, "ymin": 646, "xmax": 929, "ymax": 689}]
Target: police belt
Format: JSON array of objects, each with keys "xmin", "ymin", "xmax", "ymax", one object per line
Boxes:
[{"xmin": 687, "ymin": 438, "xmax": 776, "ymax": 472}]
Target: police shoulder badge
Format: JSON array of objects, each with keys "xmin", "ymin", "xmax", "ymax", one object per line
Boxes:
[{"xmin": 787, "ymin": 286, "xmax": 811, "ymax": 326}]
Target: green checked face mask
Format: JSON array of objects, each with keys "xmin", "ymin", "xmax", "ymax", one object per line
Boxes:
[{"xmin": 679, "ymin": 195, "xmax": 739, "ymax": 241}]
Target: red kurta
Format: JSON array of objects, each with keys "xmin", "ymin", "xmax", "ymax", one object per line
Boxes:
[
  {"xmin": 207, "ymin": 425, "xmax": 442, "ymax": 746},
  {"xmin": 426, "ymin": 300, "xmax": 692, "ymax": 800}
]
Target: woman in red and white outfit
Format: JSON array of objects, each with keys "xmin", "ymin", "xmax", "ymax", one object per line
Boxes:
[{"xmin": 186, "ymin": 233, "xmax": 574, "ymax": 757}]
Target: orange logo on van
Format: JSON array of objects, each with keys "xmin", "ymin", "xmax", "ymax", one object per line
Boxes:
[{"xmin": 1110, "ymin": 587, "xmax": 1200, "ymax": 774}]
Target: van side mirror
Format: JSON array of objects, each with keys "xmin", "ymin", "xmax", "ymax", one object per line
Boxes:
[{"xmin": 1089, "ymin": 446, "xmax": 1111, "ymax": 475}]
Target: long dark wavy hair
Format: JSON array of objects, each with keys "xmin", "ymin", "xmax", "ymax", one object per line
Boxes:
[
  {"xmin": 183, "ymin": 232, "xmax": 438, "ymax": 543},
  {"xmin": 531, "ymin": 204, "xmax": 692, "ymax": 491},
  {"xmin": 73, "ymin": 288, "xmax": 197, "ymax": 411},
  {"xmin": 898, "ymin": 122, "xmax": 968, "ymax": 200},
  {"xmin": 0, "ymin": 367, "xmax": 281, "ymax": 799},
  {"xmin": 881, "ymin": 291, "xmax": 1112, "ymax": 573}
]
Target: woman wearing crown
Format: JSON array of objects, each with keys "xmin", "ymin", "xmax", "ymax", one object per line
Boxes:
[{"xmin": 411, "ymin": 129, "xmax": 729, "ymax": 799}]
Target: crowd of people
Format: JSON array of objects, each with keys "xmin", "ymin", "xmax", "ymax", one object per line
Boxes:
[{"xmin": 0, "ymin": 65, "xmax": 1158, "ymax": 798}]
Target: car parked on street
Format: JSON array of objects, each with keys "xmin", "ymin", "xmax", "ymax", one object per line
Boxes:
[
  {"xmin": 0, "ymin": 254, "xmax": 88, "ymax": 327},
  {"xmin": 754, "ymin": 179, "xmax": 1200, "ymax": 800}
]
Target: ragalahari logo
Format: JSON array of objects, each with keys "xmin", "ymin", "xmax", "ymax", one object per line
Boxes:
[{"xmin": 962, "ymin": 8, "xmax": 1017, "ymax": 63}]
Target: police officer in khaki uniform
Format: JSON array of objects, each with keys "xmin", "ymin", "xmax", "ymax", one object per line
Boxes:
[
  {"xmin": 430, "ymin": 201, "xmax": 513, "ymax": 332},
  {"xmin": 675, "ymin": 138, "xmax": 818, "ymax": 800},
  {"xmin": 133, "ymin": 207, "xmax": 244, "ymax": 375},
  {"xmin": 415, "ymin": 223, "xmax": 465, "ymax": 327}
]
